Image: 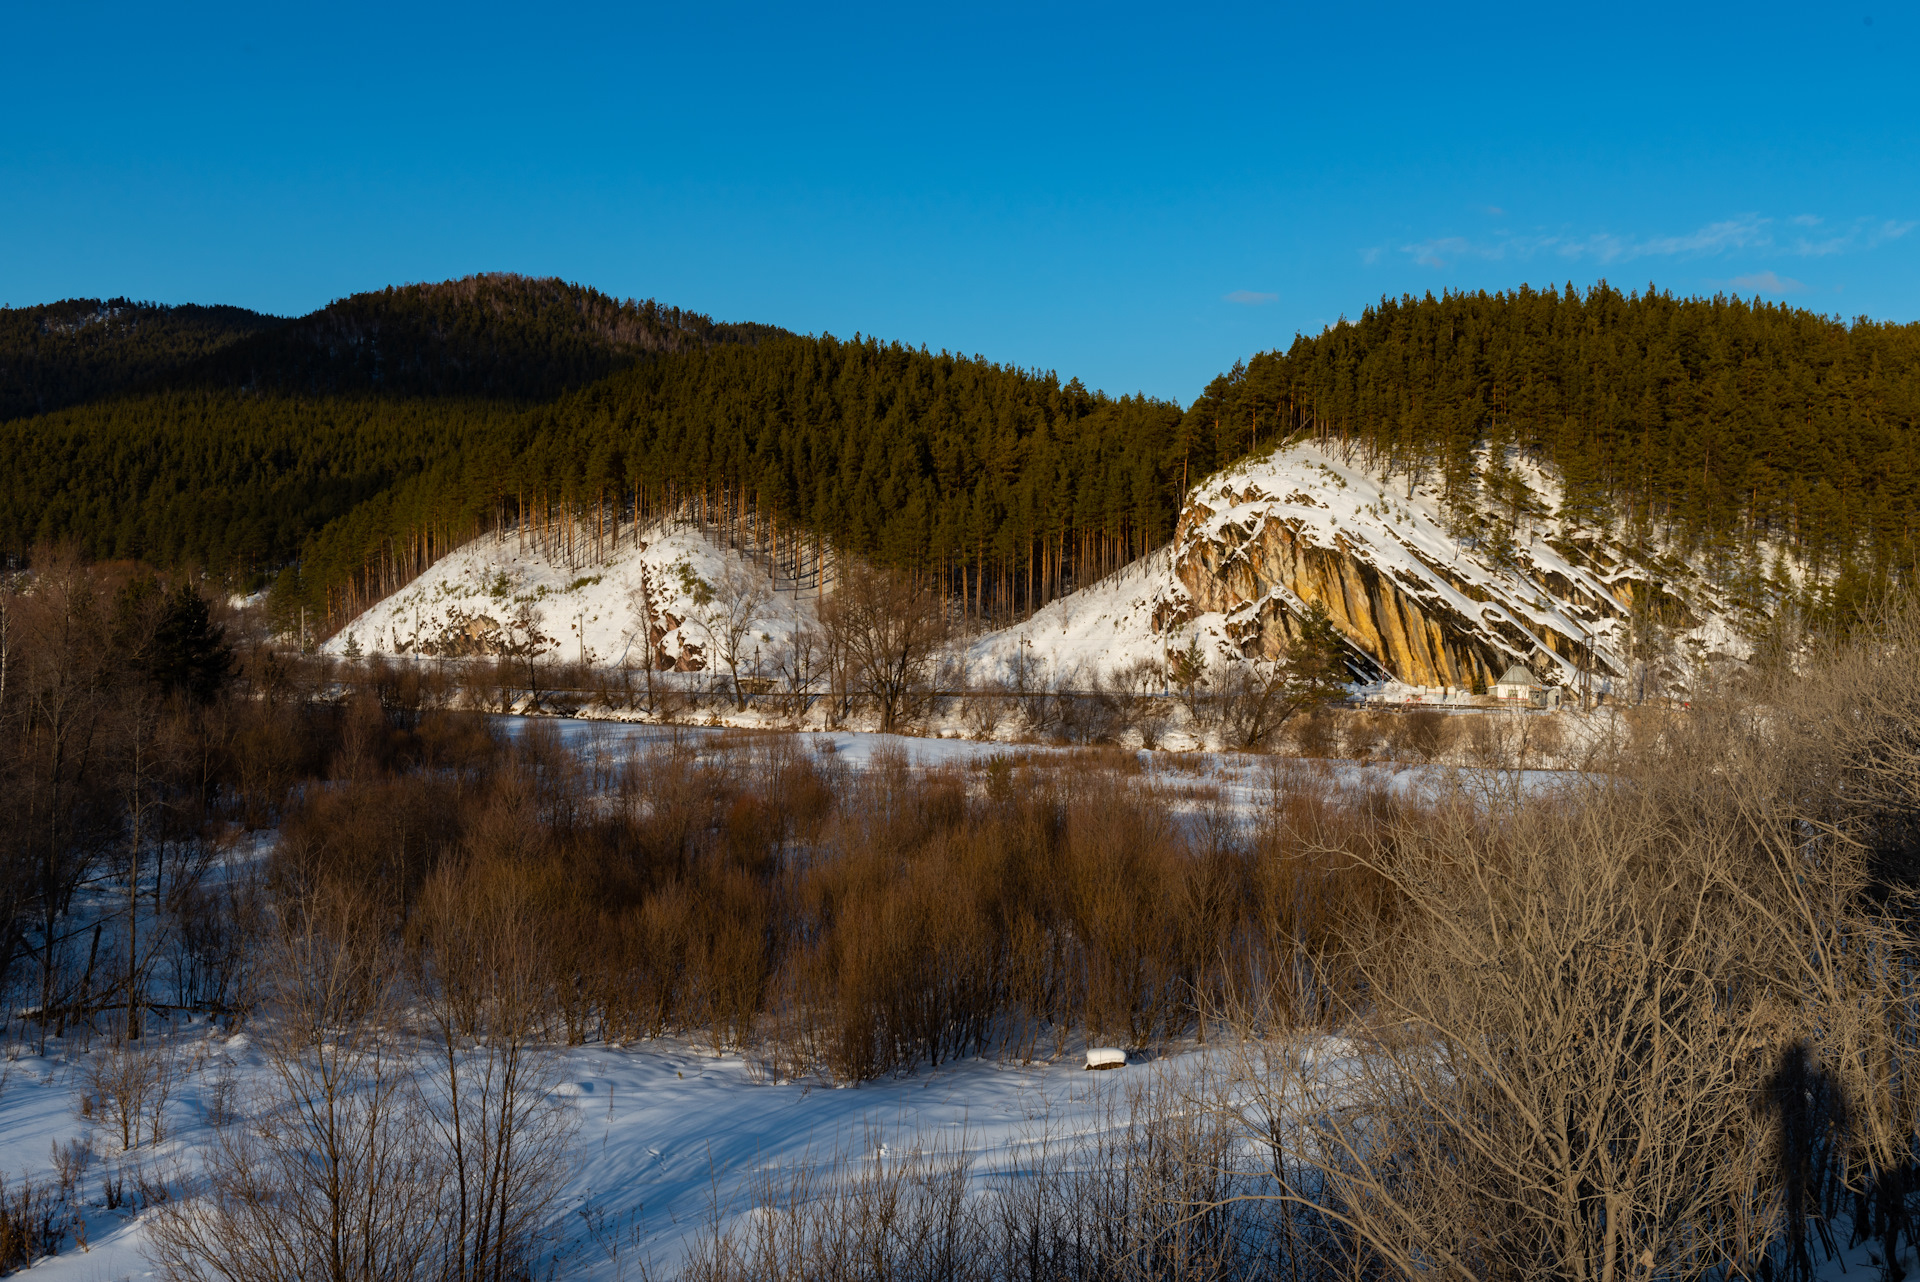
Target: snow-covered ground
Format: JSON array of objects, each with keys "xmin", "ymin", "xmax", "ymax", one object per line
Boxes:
[
  {"xmin": 0, "ymin": 1025, "xmax": 1207, "ymax": 1281},
  {"xmin": 3, "ymin": 996, "xmax": 1903, "ymax": 1281},
  {"xmin": 519, "ymin": 719, "xmax": 1577, "ymax": 806}
]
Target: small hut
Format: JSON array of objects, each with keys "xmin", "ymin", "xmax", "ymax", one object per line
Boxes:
[{"xmin": 1493, "ymin": 663, "xmax": 1541, "ymax": 703}]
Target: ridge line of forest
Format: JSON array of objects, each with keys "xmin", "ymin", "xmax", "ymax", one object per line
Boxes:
[{"xmin": 4, "ymin": 279, "xmax": 1917, "ymax": 640}]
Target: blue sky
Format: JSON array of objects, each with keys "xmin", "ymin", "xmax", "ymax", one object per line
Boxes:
[{"xmin": 2, "ymin": 1, "xmax": 1913, "ymax": 403}]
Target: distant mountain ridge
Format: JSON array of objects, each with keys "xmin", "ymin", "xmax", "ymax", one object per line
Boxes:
[
  {"xmin": 0, "ymin": 297, "xmax": 282, "ymax": 420},
  {"xmin": 0, "ymin": 274, "xmax": 790, "ymax": 419},
  {"xmin": 168, "ymin": 273, "xmax": 790, "ymax": 400}
]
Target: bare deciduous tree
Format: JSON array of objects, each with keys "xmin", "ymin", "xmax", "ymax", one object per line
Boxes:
[
  {"xmin": 1210, "ymin": 606, "xmax": 1920, "ymax": 1282},
  {"xmin": 770, "ymin": 597, "xmax": 825, "ymax": 720},
  {"xmin": 1228, "ymin": 791, "xmax": 1783, "ymax": 1282},
  {"xmin": 681, "ymin": 561, "xmax": 773, "ymax": 711},
  {"xmin": 817, "ymin": 562, "xmax": 948, "ymax": 730},
  {"xmin": 500, "ymin": 601, "xmax": 551, "ymax": 704}
]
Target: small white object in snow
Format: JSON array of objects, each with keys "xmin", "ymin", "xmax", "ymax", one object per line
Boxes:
[{"xmin": 1085, "ymin": 1047, "xmax": 1126, "ymax": 1071}]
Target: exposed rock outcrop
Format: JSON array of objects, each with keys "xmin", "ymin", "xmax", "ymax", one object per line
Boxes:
[
  {"xmin": 1149, "ymin": 442, "xmax": 1746, "ymax": 693},
  {"xmin": 1162, "ymin": 511, "xmax": 1515, "ymax": 688}
]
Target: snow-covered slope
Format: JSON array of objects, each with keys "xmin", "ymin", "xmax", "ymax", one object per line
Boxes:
[
  {"xmin": 328, "ymin": 439, "xmax": 1753, "ymax": 700},
  {"xmin": 323, "ymin": 523, "xmax": 818, "ymax": 671},
  {"xmin": 963, "ymin": 548, "xmax": 1192, "ymax": 686},
  {"xmin": 965, "ymin": 438, "xmax": 1754, "ymax": 697}
]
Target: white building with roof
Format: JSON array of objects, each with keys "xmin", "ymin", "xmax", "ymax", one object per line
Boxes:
[{"xmin": 1493, "ymin": 662, "xmax": 1541, "ymax": 703}]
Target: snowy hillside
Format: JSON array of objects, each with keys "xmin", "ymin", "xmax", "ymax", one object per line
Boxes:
[
  {"xmin": 323, "ymin": 523, "xmax": 819, "ymax": 672},
  {"xmin": 326, "ymin": 438, "xmax": 1756, "ymax": 701},
  {"xmin": 964, "ymin": 548, "xmax": 1187, "ymax": 686},
  {"xmin": 968, "ymin": 438, "xmax": 1753, "ymax": 696}
]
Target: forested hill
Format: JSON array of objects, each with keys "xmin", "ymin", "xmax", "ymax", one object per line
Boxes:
[
  {"xmin": 279, "ymin": 336, "xmax": 1186, "ymax": 629},
  {"xmin": 0, "ymin": 275, "xmax": 792, "ymax": 589},
  {"xmin": 0, "ymin": 298, "xmax": 282, "ymax": 420},
  {"xmin": 168, "ymin": 273, "xmax": 790, "ymax": 401},
  {"xmin": 5, "ymin": 277, "xmax": 1917, "ymax": 641},
  {"xmin": 1182, "ymin": 284, "xmax": 1920, "ymax": 589}
]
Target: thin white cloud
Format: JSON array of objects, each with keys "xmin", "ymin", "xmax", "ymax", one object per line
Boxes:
[
  {"xmin": 1397, "ymin": 212, "xmax": 1914, "ymax": 270},
  {"xmin": 1791, "ymin": 217, "xmax": 1915, "ymax": 257},
  {"xmin": 1223, "ymin": 289, "xmax": 1278, "ymax": 305},
  {"xmin": 1631, "ymin": 216, "xmax": 1772, "ymax": 258},
  {"xmin": 1727, "ymin": 271, "xmax": 1805, "ymax": 293}
]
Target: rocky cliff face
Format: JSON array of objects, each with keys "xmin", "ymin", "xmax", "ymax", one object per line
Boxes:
[
  {"xmin": 1149, "ymin": 442, "xmax": 1747, "ymax": 694},
  {"xmin": 1164, "ymin": 516, "xmax": 1509, "ymax": 688}
]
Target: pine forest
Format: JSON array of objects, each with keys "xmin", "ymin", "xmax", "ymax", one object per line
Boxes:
[{"xmin": 3, "ymin": 276, "xmax": 1917, "ymax": 637}]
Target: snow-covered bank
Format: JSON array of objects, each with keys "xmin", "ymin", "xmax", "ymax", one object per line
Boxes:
[
  {"xmin": 322, "ymin": 523, "xmax": 819, "ymax": 672},
  {"xmin": 517, "ymin": 718, "xmax": 1577, "ymax": 807}
]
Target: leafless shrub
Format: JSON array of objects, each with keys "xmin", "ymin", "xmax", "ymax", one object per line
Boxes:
[
  {"xmin": 200, "ymin": 1051, "xmax": 241, "ymax": 1127},
  {"xmin": 128, "ymin": 1153, "xmax": 177, "ymax": 1208},
  {"xmin": 1016, "ymin": 682, "xmax": 1064, "ymax": 739},
  {"xmin": 961, "ymin": 680, "xmax": 1011, "ymax": 739},
  {"xmin": 49, "ymin": 1136, "xmax": 91, "ymax": 1201},
  {"xmin": 414, "ymin": 858, "xmax": 579, "ymax": 1281},
  {"xmin": 80, "ymin": 1029, "xmax": 188, "ymax": 1150},
  {"xmin": 1056, "ymin": 669, "xmax": 1125, "ymax": 745},
  {"xmin": 1528, "ymin": 712, "xmax": 1565, "ymax": 765},
  {"xmin": 684, "ymin": 1067, "xmax": 1289, "ymax": 1282},
  {"xmin": 1106, "ymin": 656, "xmax": 1172, "ymax": 748},
  {"xmin": 0, "ymin": 1171, "xmax": 72, "ymax": 1273},
  {"xmin": 1286, "ymin": 706, "xmax": 1340, "ymax": 758},
  {"xmin": 1398, "ymin": 707, "xmax": 1453, "ymax": 762},
  {"xmin": 684, "ymin": 1129, "xmax": 979, "ymax": 1282},
  {"xmin": 1464, "ymin": 709, "xmax": 1552, "ymax": 772},
  {"xmin": 144, "ymin": 890, "xmax": 454, "ymax": 1282}
]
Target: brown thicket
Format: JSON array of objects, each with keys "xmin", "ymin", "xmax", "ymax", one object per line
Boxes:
[
  {"xmin": 273, "ymin": 726, "xmax": 1402, "ymax": 1078},
  {"xmin": 672, "ymin": 600, "xmax": 1920, "ymax": 1282}
]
